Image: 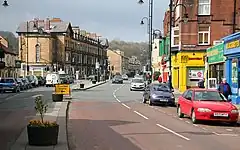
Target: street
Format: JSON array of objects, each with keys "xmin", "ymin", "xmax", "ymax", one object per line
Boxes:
[
  {"xmin": 0, "ymin": 86, "xmax": 53, "ymax": 150},
  {"xmin": 68, "ymin": 81, "xmax": 240, "ymax": 150}
]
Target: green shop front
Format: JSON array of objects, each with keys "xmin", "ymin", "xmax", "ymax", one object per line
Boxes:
[{"xmin": 206, "ymin": 43, "xmax": 225, "ymax": 88}]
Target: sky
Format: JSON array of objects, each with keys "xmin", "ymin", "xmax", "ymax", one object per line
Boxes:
[{"xmin": 0, "ymin": 0, "xmax": 169, "ymax": 42}]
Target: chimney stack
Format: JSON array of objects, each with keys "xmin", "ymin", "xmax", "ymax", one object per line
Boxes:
[{"xmin": 45, "ymin": 18, "xmax": 50, "ymax": 31}]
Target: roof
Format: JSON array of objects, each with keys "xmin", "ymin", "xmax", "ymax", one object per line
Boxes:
[
  {"xmin": 16, "ymin": 21, "xmax": 73, "ymax": 34},
  {"xmin": 0, "ymin": 43, "xmax": 17, "ymax": 55}
]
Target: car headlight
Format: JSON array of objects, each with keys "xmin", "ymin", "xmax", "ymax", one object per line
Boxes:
[
  {"xmin": 197, "ymin": 108, "xmax": 211, "ymax": 112},
  {"xmin": 151, "ymin": 94, "xmax": 157, "ymax": 99},
  {"xmin": 231, "ymin": 109, "xmax": 239, "ymax": 114}
]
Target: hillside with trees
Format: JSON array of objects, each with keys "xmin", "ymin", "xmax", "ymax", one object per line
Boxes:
[
  {"xmin": 0, "ymin": 31, "xmax": 18, "ymax": 53},
  {"xmin": 109, "ymin": 40, "xmax": 149, "ymax": 64}
]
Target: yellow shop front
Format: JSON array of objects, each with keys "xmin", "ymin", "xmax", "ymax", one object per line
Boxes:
[{"xmin": 172, "ymin": 52, "xmax": 205, "ymax": 92}]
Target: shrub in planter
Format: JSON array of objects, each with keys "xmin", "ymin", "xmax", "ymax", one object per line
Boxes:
[{"xmin": 27, "ymin": 96, "xmax": 59, "ymax": 146}]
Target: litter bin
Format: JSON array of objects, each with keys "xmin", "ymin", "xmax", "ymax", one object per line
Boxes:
[
  {"xmin": 52, "ymin": 94, "xmax": 63, "ymax": 102},
  {"xmin": 80, "ymin": 83, "xmax": 84, "ymax": 88},
  {"xmin": 92, "ymin": 80, "xmax": 97, "ymax": 84}
]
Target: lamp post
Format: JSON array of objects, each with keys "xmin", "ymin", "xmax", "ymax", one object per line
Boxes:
[
  {"xmin": 2, "ymin": 0, "xmax": 8, "ymax": 7},
  {"xmin": 97, "ymin": 37, "xmax": 100, "ymax": 82},
  {"xmin": 138, "ymin": 0, "xmax": 153, "ymax": 83},
  {"xmin": 169, "ymin": 0, "xmax": 188, "ymax": 90}
]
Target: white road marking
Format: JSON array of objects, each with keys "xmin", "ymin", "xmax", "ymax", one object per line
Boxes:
[
  {"xmin": 193, "ymin": 124, "xmax": 198, "ymax": 127},
  {"xmin": 226, "ymin": 129, "xmax": 233, "ymax": 132},
  {"xmin": 179, "ymin": 118, "xmax": 183, "ymax": 120},
  {"xmin": 156, "ymin": 124, "xmax": 190, "ymax": 141},
  {"xmin": 212, "ymin": 132, "xmax": 238, "ymax": 136},
  {"xmin": 134, "ymin": 111, "xmax": 149, "ymax": 119},
  {"xmin": 202, "ymin": 128, "xmax": 207, "ymax": 130},
  {"xmin": 5, "ymin": 93, "xmax": 21, "ymax": 100},
  {"xmin": 185, "ymin": 121, "xmax": 190, "ymax": 124},
  {"xmin": 32, "ymin": 94, "xmax": 44, "ymax": 98},
  {"xmin": 121, "ymin": 103, "xmax": 131, "ymax": 109}
]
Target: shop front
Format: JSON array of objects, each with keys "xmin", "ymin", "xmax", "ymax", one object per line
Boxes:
[
  {"xmin": 223, "ymin": 32, "xmax": 240, "ymax": 104},
  {"xmin": 172, "ymin": 51, "xmax": 205, "ymax": 92},
  {"xmin": 206, "ymin": 43, "xmax": 225, "ymax": 89}
]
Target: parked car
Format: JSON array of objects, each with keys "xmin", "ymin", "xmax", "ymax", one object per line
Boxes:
[
  {"xmin": 37, "ymin": 76, "xmax": 45, "ymax": 86},
  {"xmin": 130, "ymin": 78, "xmax": 145, "ymax": 91},
  {"xmin": 26, "ymin": 75, "xmax": 38, "ymax": 87},
  {"xmin": 21, "ymin": 77, "xmax": 32, "ymax": 89},
  {"xmin": 0, "ymin": 78, "xmax": 20, "ymax": 93},
  {"xmin": 112, "ymin": 75, "xmax": 123, "ymax": 84},
  {"xmin": 177, "ymin": 88, "xmax": 239, "ymax": 125},
  {"xmin": 16, "ymin": 78, "xmax": 26, "ymax": 90},
  {"xmin": 122, "ymin": 74, "xmax": 128, "ymax": 80},
  {"xmin": 143, "ymin": 83, "xmax": 175, "ymax": 106}
]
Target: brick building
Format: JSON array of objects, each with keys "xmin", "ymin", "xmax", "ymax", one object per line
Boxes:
[
  {"xmin": 163, "ymin": 0, "xmax": 240, "ymax": 92},
  {"xmin": 16, "ymin": 18, "xmax": 108, "ymax": 77},
  {"xmin": 107, "ymin": 49, "xmax": 129, "ymax": 76}
]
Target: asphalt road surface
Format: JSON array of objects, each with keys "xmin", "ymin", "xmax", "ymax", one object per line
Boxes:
[
  {"xmin": 68, "ymin": 80, "xmax": 240, "ymax": 150},
  {"xmin": 0, "ymin": 86, "xmax": 53, "ymax": 150}
]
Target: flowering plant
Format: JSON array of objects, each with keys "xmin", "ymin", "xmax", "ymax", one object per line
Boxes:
[{"xmin": 28, "ymin": 96, "xmax": 58, "ymax": 127}]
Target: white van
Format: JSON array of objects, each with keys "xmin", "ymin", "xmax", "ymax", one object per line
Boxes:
[{"xmin": 45, "ymin": 73, "xmax": 60, "ymax": 87}]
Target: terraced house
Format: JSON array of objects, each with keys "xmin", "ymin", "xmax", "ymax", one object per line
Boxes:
[{"xmin": 16, "ymin": 18, "xmax": 108, "ymax": 77}]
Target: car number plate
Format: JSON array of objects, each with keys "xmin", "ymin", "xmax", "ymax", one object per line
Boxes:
[
  {"xmin": 160, "ymin": 99, "xmax": 168, "ymax": 102},
  {"xmin": 213, "ymin": 113, "xmax": 228, "ymax": 117}
]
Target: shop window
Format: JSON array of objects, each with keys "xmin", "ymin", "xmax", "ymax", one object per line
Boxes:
[
  {"xmin": 198, "ymin": 0, "xmax": 211, "ymax": 15},
  {"xmin": 198, "ymin": 26, "xmax": 210, "ymax": 45}
]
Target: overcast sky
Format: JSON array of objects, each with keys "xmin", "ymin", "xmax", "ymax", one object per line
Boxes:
[{"xmin": 0, "ymin": 0, "xmax": 169, "ymax": 42}]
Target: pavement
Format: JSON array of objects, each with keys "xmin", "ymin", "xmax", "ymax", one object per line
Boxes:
[
  {"xmin": 71, "ymin": 80, "xmax": 108, "ymax": 91},
  {"xmin": 10, "ymin": 101, "xmax": 69, "ymax": 150},
  {"xmin": 68, "ymin": 80, "xmax": 240, "ymax": 150},
  {"xmin": 0, "ymin": 85, "xmax": 67, "ymax": 150}
]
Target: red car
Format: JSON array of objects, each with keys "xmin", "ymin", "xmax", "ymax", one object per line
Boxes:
[{"xmin": 177, "ymin": 88, "xmax": 239, "ymax": 125}]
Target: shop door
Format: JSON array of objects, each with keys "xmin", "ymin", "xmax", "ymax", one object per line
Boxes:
[{"xmin": 187, "ymin": 67, "xmax": 205, "ymax": 88}]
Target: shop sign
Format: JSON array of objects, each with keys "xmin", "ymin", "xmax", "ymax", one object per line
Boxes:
[
  {"xmin": 207, "ymin": 43, "xmax": 224, "ymax": 63},
  {"xmin": 226, "ymin": 39, "xmax": 240, "ymax": 50},
  {"xmin": 188, "ymin": 69, "xmax": 204, "ymax": 79}
]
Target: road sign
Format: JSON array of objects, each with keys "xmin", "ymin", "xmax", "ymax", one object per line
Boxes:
[{"xmin": 55, "ymin": 84, "xmax": 70, "ymax": 95}]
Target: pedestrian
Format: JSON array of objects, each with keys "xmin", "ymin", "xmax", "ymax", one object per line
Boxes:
[
  {"xmin": 198, "ymin": 78, "xmax": 205, "ymax": 88},
  {"xmin": 158, "ymin": 75, "xmax": 162, "ymax": 83},
  {"xmin": 218, "ymin": 78, "xmax": 232, "ymax": 99}
]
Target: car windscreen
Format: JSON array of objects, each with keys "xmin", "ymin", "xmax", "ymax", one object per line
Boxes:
[
  {"xmin": 26, "ymin": 76, "xmax": 33, "ymax": 81},
  {"xmin": 152, "ymin": 84, "xmax": 170, "ymax": 91},
  {"xmin": 132, "ymin": 79, "xmax": 144, "ymax": 83},
  {"xmin": 194, "ymin": 91, "xmax": 227, "ymax": 101},
  {"xmin": 1, "ymin": 78, "xmax": 15, "ymax": 83},
  {"xmin": 114, "ymin": 76, "xmax": 122, "ymax": 79}
]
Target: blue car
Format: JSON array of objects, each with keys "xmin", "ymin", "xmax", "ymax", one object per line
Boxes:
[
  {"xmin": 0, "ymin": 78, "xmax": 21, "ymax": 93},
  {"xmin": 142, "ymin": 83, "xmax": 175, "ymax": 106}
]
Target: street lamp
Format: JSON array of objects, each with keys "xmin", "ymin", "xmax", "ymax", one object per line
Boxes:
[
  {"xmin": 2, "ymin": 0, "xmax": 8, "ymax": 7},
  {"xmin": 169, "ymin": 0, "xmax": 188, "ymax": 90},
  {"xmin": 138, "ymin": 0, "xmax": 153, "ymax": 83}
]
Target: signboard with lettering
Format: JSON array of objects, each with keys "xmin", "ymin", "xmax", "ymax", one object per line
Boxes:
[
  {"xmin": 226, "ymin": 39, "xmax": 240, "ymax": 50},
  {"xmin": 207, "ymin": 43, "xmax": 224, "ymax": 64},
  {"xmin": 55, "ymin": 84, "xmax": 70, "ymax": 95}
]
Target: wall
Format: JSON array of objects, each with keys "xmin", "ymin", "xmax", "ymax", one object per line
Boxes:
[
  {"xmin": 180, "ymin": 0, "xmax": 240, "ymax": 51},
  {"xmin": 107, "ymin": 50, "xmax": 122, "ymax": 74}
]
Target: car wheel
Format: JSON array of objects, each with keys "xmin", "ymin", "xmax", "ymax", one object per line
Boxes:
[
  {"xmin": 191, "ymin": 110, "xmax": 198, "ymax": 124},
  {"xmin": 230, "ymin": 121, "xmax": 238, "ymax": 126},
  {"xmin": 177, "ymin": 106, "xmax": 184, "ymax": 118}
]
